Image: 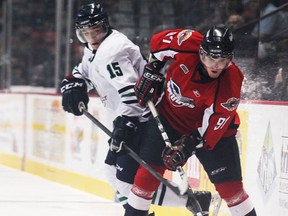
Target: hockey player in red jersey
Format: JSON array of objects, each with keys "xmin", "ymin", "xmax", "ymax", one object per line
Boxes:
[{"xmin": 125, "ymin": 25, "xmax": 257, "ymax": 216}]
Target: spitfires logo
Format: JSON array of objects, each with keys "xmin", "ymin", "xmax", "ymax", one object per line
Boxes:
[
  {"xmin": 221, "ymin": 97, "xmax": 240, "ymax": 111},
  {"xmin": 177, "ymin": 30, "xmax": 193, "ymax": 46},
  {"xmin": 167, "ymin": 79, "xmax": 195, "ymax": 108}
]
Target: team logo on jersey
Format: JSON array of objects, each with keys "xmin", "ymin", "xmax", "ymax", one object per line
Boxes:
[
  {"xmin": 221, "ymin": 97, "xmax": 240, "ymax": 111},
  {"xmin": 167, "ymin": 79, "xmax": 195, "ymax": 108},
  {"xmin": 177, "ymin": 30, "xmax": 193, "ymax": 46},
  {"xmin": 180, "ymin": 64, "xmax": 189, "ymax": 74},
  {"xmin": 193, "ymin": 89, "xmax": 200, "ymax": 97},
  {"xmin": 100, "ymin": 95, "xmax": 107, "ymax": 104},
  {"xmin": 88, "ymin": 54, "xmax": 96, "ymax": 62}
]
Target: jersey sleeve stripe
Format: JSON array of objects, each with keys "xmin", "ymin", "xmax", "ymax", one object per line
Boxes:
[
  {"xmin": 118, "ymin": 85, "xmax": 135, "ymax": 94},
  {"xmin": 121, "ymin": 92, "xmax": 136, "ymax": 98},
  {"xmin": 123, "ymin": 100, "xmax": 139, "ymax": 104}
]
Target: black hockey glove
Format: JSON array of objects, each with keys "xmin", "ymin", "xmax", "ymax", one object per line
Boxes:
[
  {"xmin": 60, "ymin": 75, "xmax": 89, "ymax": 116},
  {"xmin": 108, "ymin": 116, "xmax": 138, "ymax": 154},
  {"xmin": 134, "ymin": 62, "xmax": 165, "ymax": 107},
  {"xmin": 162, "ymin": 135, "xmax": 196, "ymax": 171}
]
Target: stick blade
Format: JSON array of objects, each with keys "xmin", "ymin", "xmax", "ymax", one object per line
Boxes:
[{"xmin": 178, "ymin": 172, "xmax": 189, "ymax": 195}]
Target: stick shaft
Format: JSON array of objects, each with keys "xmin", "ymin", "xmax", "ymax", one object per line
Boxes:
[
  {"xmin": 80, "ymin": 106, "xmax": 183, "ymax": 195},
  {"xmin": 147, "ymin": 100, "xmax": 203, "ymax": 214}
]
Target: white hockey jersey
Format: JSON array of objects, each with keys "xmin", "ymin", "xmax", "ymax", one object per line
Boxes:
[{"xmin": 73, "ymin": 30, "xmax": 147, "ymax": 121}]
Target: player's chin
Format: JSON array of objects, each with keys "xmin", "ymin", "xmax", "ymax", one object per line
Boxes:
[
  {"xmin": 91, "ymin": 45, "xmax": 99, "ymax": 50},
  {"xmin": 207, "ymin": 70, "xmax": 222, "ymax": 79},
  {"xmin": 90, "ymin": 43, "xmax": 100, "ymax": 50}
]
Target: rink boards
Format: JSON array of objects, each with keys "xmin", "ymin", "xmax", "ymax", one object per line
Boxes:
[{"xmin": 0, "ymin": 93, "xmax": 287, "ymax": 216}]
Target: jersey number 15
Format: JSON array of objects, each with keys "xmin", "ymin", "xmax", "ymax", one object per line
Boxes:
[{"xmin": 107, "ymin": 62, "xmax": 123, "ymax": 79}]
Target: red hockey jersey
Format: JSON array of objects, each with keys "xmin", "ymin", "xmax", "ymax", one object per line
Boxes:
[{"xmin": 150, "ymin": 29, "xmax": 243, "ymax": 150}]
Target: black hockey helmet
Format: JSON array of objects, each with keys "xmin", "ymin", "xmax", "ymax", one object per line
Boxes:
[
  {"xmin": 75, "ymin": 2, "xmax": 110, "ymax": 43},
  {"xmin": 75, "ymin": 2, "xmax": 109, "ymax": 30},
  {"xmin": 200, "ymin": 24, "xmax": 234, "ymax": 59}
]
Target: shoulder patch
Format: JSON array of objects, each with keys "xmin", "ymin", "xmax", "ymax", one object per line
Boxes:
[
  {"xmin": 177, "ymin": 30, "xmax": 193, "ymax": 46},
  {"xmin": 221, "ymin": 97, "xmax": 240, "ymax": 111}
]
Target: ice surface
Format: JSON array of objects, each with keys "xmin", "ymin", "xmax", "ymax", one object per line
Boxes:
[{"xmin": 0, "ymin": 165, "xmax": 124, "ymax": 216}]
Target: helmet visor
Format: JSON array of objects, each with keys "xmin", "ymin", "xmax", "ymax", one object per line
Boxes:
[
  {"xmin": 76, "ymin": 22, "xmax": 108, "ymax": 43},
  {"xmin": 200, "ymin": 52, "xmax": 231, "ymax": 70}
]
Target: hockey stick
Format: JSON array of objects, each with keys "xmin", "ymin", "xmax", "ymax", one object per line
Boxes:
[
  {"xmin": 147, "ymin": 100, "xmax": 204, "ymax": 216},
  {"xmin": 78, "ymin": 102, "xmax": 186, "ymax": 196},
  {"xmin": 211, "ymin": 193, "xmax": 222, "ymax": 216}
]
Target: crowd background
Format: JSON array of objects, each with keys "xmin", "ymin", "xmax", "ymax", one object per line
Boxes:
[{"xmin": 1, "ymin": 0, "xmax": 288, "ymax": 101}]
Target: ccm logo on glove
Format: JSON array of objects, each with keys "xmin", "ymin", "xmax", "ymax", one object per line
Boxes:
[
  {"xmin": 60, "ymin": 76, "xmax": 89, "ymax": 116},
  {"xmin": 143, "ymin": 71, "xmax": 164, "ymax": 82},
  {"xmin": 60, "ymin": 80, "xmax": 85, "ymax": 93}
]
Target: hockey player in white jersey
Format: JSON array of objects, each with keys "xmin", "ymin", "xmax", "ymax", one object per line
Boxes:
[{"xmin": 60, "ymin": 2, "xmax": 212, "ymax": 215}]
